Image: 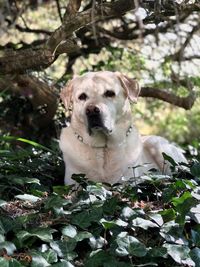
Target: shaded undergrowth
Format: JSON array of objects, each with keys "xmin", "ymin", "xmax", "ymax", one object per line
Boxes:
[{"xmin": 0, "ymin": 136, "xmax": 200, "ymax": 266}]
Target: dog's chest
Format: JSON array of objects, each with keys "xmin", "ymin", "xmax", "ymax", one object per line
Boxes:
[
  {"xmin": 60, "ymin": 127, "xmax": 142, "ymax": 184},
  {"xmin": 78, "ymin": 146, "xmax": 128, "ymax": 183}
]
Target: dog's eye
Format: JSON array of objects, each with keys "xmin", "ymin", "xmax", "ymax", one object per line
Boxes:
[
  {"xmin": 104, "ymin": 90, "xmax": 115, "ymax": 98},
  {"xmin": 78, "ymin": 93, "xmax": 88, "ymax": 101}
]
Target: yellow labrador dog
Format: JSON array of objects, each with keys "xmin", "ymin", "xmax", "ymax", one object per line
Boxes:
[{"xmin": 60, "ymin": 71, "xmax": 186, "ymax": 185}]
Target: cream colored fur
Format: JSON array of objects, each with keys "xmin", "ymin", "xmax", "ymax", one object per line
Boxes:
[{"xmin": 60, "ymin": 71, "xmax": 187, "ymax": 185}]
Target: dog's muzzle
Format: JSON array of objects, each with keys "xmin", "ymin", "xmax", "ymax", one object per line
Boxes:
[{"xmin": 86, "ymin": 105, "xmax": 105, "ymax": 135}]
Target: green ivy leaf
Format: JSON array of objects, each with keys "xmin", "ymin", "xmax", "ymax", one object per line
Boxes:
[
  {"xmin": 31, "ymin": 254, "xmax": 50, "ymax": 267},
  {"xmin": 15, "ymin": 194, "xmax": 41, "ymax": 203},
  {"xmin": 89, "ymin": 236, "xmax": 106, "ymax": 249},
  {"xmin": 11, "ymin": 177, "xmax": 40, "ymax": 186},
  {"xmin": 61, "ymin": 225, "xmax": 77, "ymax": 238},
  {"xmin": 0, "ymin": 234, "xmax": 5, "ymax": 242},
  {"xmin": 86, "ymin": 185, "xmax": 111, "ymax": 200},
  {"xmin": 17, "ymin": 228, "xmax": 55, "ymax": 244},
  {"xmin": 160, "ymin": 221, "xmax": 188, "ymax": 245},
  {"xmin": 190, "ymin": 247, "xmax": 200, "ymax": 267},
  {"xmin": 100, "ymin": 219, "xmax": 117, "ymax": 230},
  {"xmin": 103, "ymin": 196, "xmax": 119, "ymax": 215},
  {"xmin": 163, "ymin": 243, "xmax": 194, "ymax": 265},
  {"xmin": 172, "ymin": 192, "xmax": 197, "ymax": 224},
  {"xmin": 50, "ymin": 240, "xmax": 77, "ymax": 260},
  {"xmin": 159, "ymin": 209, "xmax": 176, "ymax": 222},
  {"xmin": 52, "ymin": 260, "xmax": 75, "ymax": 267},
  {"xmin": 0, "ymin": 136, "xmax": 54, "ymax": 153},
  {"xmin": 191, "ymin": 230, "xmax": 200, "ymax": 247},
  {"xmin": 0, "ymin": 242, "xmax": 16, "ymax": 255},
  {"xmin": 71, "ymin": 207, "xmax": 103, "ymax": 229},
  {"xmin": 190, "ymin": 204, "xmax": 200, "ymax": 223},
  {"xmin": 0, "ymin": 200, "xmax": 7, "ymax": 206},
  {"xmin": 100, "ymin": 218, "xmax": 127, "ymax": 230},
  {"xmin": 0, "ymin": 257, "xmax": 23, "ymax": 267},
  {"xmin": 85, "ymin": 250, "xmax": 122, "ymax": 267},
  {"xmin": 162, "ymin": 153, "xmax": 178, "ymax": 167},
  {"xmin": 148, "ymin": 213, "xmax": 164, "ymax": 226},
  {"xmin": 75, "ymin": 231, "xmax": 93, "ymax": 242},
  {"xmin": 44, "ymin": 195, "xmax": 71, "ymax": 210},
  {"xmin": 148, "ymin": 247, "xmax": 168, "ymax": 258},
  {"xmin": 53, "ymin": 186, "xmax": 71, "ymax": 196},
  {"xmin": 172, "ymin": 192, "xmax": 193, "ymax": 208},
  {"xmin": 121, "ymin": 207, "xmax": 136, "ymax": 219},
  {"xmin": 0, "ymin": 216, "xmax": 21, "ymax": 235},
  {"xmin": 42, "ymin": 249, "xmax": 58, "ymax": 264},
  {"xmin": 116, "ymin": 232, "xmax": 147, "ymax": 257},
  {"xmin": 132, "ymin": 217, "xmax": 159, "ymax": 230},
  {"xmin": 190, "ymin": 161, "xmax": 200, "ymax": 177}
]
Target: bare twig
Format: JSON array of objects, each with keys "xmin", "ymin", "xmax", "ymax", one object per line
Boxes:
[
  {"xmin": 55, "ymin": 0, "xmax": 63, "ymax": 22},
  {"xmin": 173, "ymin": 22, "xmax": 200, "ymax": 62},
  {"xmin": 14, "ymin": 22, "xmax": 52, "ymax": 35}
]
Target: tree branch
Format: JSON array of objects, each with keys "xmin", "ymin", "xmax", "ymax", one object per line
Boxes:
[
  {"xmin": 0, "ymin": 0, "xmax": 136, "ymax": 75},
  {"xmin": 172, "ymin": 22, "xmax": 200, "ymax": 61},
  {"xmin": 140, "ymin": 87, "xmax": 196, "ymax": 110},
  {"xmin": 0, "ymin": 37, "xmax": 80, "ymax": 74},
  {"xmin": 15, "ymin": 23, "xmax": 52, "ymax": 35},
  {"xmin": 55, "ymin": 0, "xmax": 63, "ymax": 22}
]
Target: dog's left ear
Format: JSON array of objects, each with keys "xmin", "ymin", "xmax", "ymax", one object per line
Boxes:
[
  {"xmin": 115, "ymin": 72, "xmax": 140, "ymax": 103},
  {"xmin": 60, "ymin": 80, "xmax": 73, "ymax": 110}
]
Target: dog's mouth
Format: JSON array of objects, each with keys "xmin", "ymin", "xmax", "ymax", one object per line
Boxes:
[
  {"xmin": 85, "ymin": 105, "xmax": 113, "ymax": 136},
  {"xmin": 87, "ymin": 115, "xmax": 104, "ymax": 135},
  {"xmin": 87, "ymin": 114, "xmax": 111, "ymax": 136}
]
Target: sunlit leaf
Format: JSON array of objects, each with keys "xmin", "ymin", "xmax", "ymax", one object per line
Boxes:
[
  {"xmin": 75, "ymin": 231, "xmax": 92, "ymax": 242},
  {"xmin": 31, "ymin": 254, "xmax": 50, "ymax": 267},
  {"xmin": 62, "ymin": 225, "xmax": 77, "ymax": 238},
  {"xmin": 132, "ymin": 217, "xmax": 159, "ymax": 230},
  {"xmin": 0, "ymin": 241, "xmax": 16, "ymax": 255},
  {"xmin": 0, "ymin": 136, "xmax": 54, "ymax": 153},
  {"xmin": 0, "ymin": 200, "xmax": 7, "ymax": 206},
  {"xmin": 52, "ymin": 260, "xmax": 75, "ymax": 267},
  {"xmin": 50, "ymin": 240, "xmax": 77, "ymax": 260},
  {"xmin": 89, "ymin": 236, "xmax": 107, "ymax": 249},
  {"xmin": 17, "ymin": 228, "xmax": 55, "ymax": 244},
  {"xmin": 163, "ymin": 243, "xmax": 194, "ymax": 266},
  {"xmin": 116, "ymin": 232, "xmax": 147, "ymax": 257},
  {"xmin": 15, "ymin": 194, "xmax": 41, "ymax": 203}
]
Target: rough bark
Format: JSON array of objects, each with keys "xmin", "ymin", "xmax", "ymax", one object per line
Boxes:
[
  {"xmin": 0, "ymin": 75, "xmax": 57, "ymax": 128},
  {"xmin": 140, "ymin": 87, "xmax": 196, "ymax": 110},
  {"xmin": 0, "ymin": 0, "xmax": 136, "ymax": 75},
  {"xmin": 0, "ymin": 0, "xmax": 198, "ymax": 112}
]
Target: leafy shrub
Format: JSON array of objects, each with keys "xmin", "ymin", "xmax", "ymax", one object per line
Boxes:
[{"xmin": 0, "ymin": 137, "xmax": 200, "ymax": 266}]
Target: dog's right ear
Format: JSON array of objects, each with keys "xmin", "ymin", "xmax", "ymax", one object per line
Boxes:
[
  {"xmin": 115, "ymin": 72, "xmax": 140, "ymax": 103},
  {"xmin": 60, "ymin": 80, "xmax": 73, "ymax": 110}
]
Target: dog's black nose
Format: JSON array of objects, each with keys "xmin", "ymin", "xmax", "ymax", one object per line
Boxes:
[{"xmin": 86, "ymin": 105, "xmax": 100, "ymax": 116}]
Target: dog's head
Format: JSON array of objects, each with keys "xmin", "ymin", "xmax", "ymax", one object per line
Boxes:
[{"xmin": 61, "ymin": 71, "xmax": 140, "ymax": 135}]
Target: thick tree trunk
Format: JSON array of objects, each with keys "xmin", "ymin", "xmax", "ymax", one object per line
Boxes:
[{"xmin": 0, "ymin": 75, "xmax": 57, "ymax": 128}]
